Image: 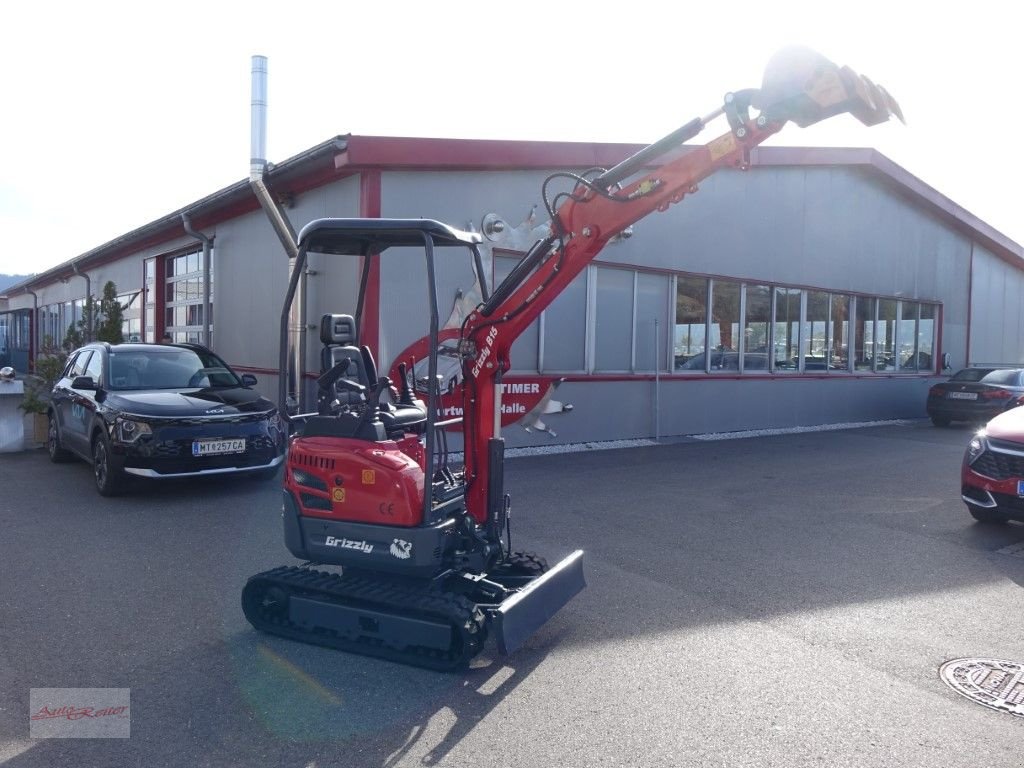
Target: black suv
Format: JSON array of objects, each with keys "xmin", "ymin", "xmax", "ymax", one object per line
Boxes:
[{"xmin": 48, "ymin": 342, "xmax": 286, "ymax": 496}]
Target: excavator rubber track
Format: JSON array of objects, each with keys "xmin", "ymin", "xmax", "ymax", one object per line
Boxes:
[{"xmin": 242, "ymin": 566, "xmax": 487, "ymax": 671}]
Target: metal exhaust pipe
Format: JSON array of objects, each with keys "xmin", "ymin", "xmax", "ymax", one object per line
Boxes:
[{"xmin": 248, "ymin": 55, "xmax": 305, "ymax": 413}]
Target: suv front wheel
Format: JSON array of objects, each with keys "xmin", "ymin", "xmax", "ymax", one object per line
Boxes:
[
  {"xmin": 47, "ymin": 413, "xmax": 72, "ymax": 463},
  {"xmin": 92, "ymin": 431, "xmax": 126, "ymax": 497}
]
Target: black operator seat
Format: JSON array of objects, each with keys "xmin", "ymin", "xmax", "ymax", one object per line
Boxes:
[
  {"xmin": 318, "ymin": 313, "xmax": 426, "ymax": 436},
  {"xmin": 320, "ymin": 314, "xmax": 368, "ymax": 406}
]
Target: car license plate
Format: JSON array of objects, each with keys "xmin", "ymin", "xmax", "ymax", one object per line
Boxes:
[
  {"xmin": 192, "ymin": 438, "xmax": 246, "ymax": 456},
  {"xmin": 1018, "ymin": 480, "xmax": 1024, "ymax": 498},
  {"xmin": 948, "ymin": 392, "xmax": 977, "ymax": 400}
]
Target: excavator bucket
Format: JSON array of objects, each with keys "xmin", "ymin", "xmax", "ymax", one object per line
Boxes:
[{"xmin": 754, "ymin": 46, "xmax": 905, "ymax": 129}]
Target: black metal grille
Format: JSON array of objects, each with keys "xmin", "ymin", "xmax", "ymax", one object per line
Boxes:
[
  {"xmin": 144, "ymin": 412, "xmax": 271, "ymax": 427},
  {"xmin": 300, "ymin": 493, "xmax": 332, "ymax": 511},
  {"xmin": 292, "ymin": 469, "xmax": 328, "ymax": 492},
  {"xmin": 291, "ymin": 452, "xmax": 336, "ymax": 471},
  {"xmin": 971, "ymin": 449, "xmax": 1024, "ymax": 481}
]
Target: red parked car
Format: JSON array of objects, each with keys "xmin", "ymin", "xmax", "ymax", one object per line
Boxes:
[
  {"xmin": 961, "ymin": 406, "xmax": 1024, "ymax": 523},
  {"xmin": 927, "ymin": 367, "xmax": 1024, "ymax": 426}
]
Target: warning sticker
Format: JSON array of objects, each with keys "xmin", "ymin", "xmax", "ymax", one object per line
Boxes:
[
  {"xmin": 362, "ymin": 470, "xmax": 375, "ymax": 485},
  {"xmin": 332, "ymin": 488, "xmax": 346, "ymax": 502}
]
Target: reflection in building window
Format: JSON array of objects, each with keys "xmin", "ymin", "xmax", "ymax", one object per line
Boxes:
[
  {"xmin": 876, "ymin": 299, "xmax": 897, "ymax": 371},
  {"xmin": 594, "ymin": 267, "xmax": 633, "ymax": 372},
  {"xmin": 635, "ymin": 273, "xmax": 669, "ymax": 372},
  {"xmin": 854, "ymin": 297, "xmax": 876, "ymax": 370},
  {"xmin": 918, "ymin": 304, "xmax": 936, "ymax": 371},
  {"xmin": 744, "ymin": 284, "xmax": 771, "ymax": 372},
  {"xmin": 830, "ymin": 295, "xmax": 850, "ymax": 371},
  {"xmin": 772, "ymin": 286, "xmax": 800, "ymax": 372},
  {"xmin": 709, "ymin": 280, "xmax": 740, "ymax": 372},
  {"xmin": 540, "ymin": 268, "xmax": 587, "ymax": 372},
  {"xmin": 119, "ymin": 291, "xmax": 142, "ymax": 343},
  {"xmin": 144, "ymin": 257, "xmax": 156, "ymax": 342},
  {"xmin": 675, "ymin": 276, "xmax": 708, "ymax": 370},
  {"xmin": 899, "ymin": 301, "xmax": 919, "ymax": 370},
  {"xmin": 164, "ymin": 248, "xmax": 213, "ymax": 347}
]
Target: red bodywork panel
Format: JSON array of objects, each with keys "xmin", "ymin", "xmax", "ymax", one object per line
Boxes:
[{"xmin": 287, "ymin": 434, "xmax": 426, "ymax": 527}]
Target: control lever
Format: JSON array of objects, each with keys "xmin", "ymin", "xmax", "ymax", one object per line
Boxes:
[
  {"xmin": 396, "ymin": 361, "xmax": 416, "ymax": 406},
  {"xmin": 317, "ymin": 358, "xmax": 366, "ymax": 396}
]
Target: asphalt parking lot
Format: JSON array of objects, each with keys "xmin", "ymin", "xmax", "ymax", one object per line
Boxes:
[{"xmin": 1, "ymin": 421, "xmax": 1022, "ymax": 767}]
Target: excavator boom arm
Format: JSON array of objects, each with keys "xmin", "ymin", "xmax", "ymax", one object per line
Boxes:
[{"xmin": 459, "ymin": 47, "xmax": 903, "ymax": 524}]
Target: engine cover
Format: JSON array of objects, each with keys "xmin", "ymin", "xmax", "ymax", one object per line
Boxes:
[{"xmin": 287, "ymin": 435, "xmax": 425, "ymax": 526}]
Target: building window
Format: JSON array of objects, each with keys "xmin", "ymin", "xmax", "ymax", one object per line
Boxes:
[
  {"xmin": 854, "ymin": 297, "xmax": 876, "ymax": 371},
  {"xmin": 164, "ymin": 248, "xmax": 213, "ymax": 345},
  {"xmin": 772, "ymin": 286, "xmax": 800, "ymax": 372},
  {"xmin": 709, "ymin": 280, "xmax": 740, "ymax": 371},
  {"xmin": 918, "ymin": 303, "xmax": 936, "ymax": 371},
  {"xmin": 493, "ymin": 255, "xmax": 539, "ymax": 372},
  {"xmin": 876, "ymin": 299, "xmax": 897, "ymax": 371},
  {"xmin": 540, "ymin": 268, "xmax": 587, "ymax": 372},
  {"xmin": 674, "ymin": 276, "xmax": 708, "ymax": 371},
  {"xmin": 594, "ymin": 267, "xmax": 634, "ymax": 372},
  {"xmin": 119, "ymin": 291, "xmax": 142, "ymax": 343},
  {"xmin": 144, "ymin": 257, "xmax": 156, "ymax": 342},
  {"xmin": 830, "ymin": 294, "xmax": 851, "ymax": 372},
  {"xmin": 635, "ymin": 272, "xmax": 669, "ymax": 372},
  {"xmin": 744, "ymin": 284, "xmax": 771, "ymax": 372}
]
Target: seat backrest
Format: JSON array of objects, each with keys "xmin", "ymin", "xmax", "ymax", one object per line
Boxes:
[{"xmin": 319, "ymin": 314, "xmax": 368, "ymax": 406}]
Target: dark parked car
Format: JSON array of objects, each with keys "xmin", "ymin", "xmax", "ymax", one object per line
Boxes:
[
  {"xmin": 47, "ymin": 342, "xmax": 286, "ymax": 496},
  {"xmin": 926, "ymin": 367, "xmax": 1024, "ymax": 426},
  {"xmin": 676, "ymin": 351, "xmax": 769, "ymax": 371},
  {"xmin": 961, "ymin": 407, "xmax": 1024, "ymax": 523}
]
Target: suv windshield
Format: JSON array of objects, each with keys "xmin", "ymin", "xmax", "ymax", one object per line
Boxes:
[{"xmin": 107, "ymin": 348, "xmax": 241, "ymax": 390}]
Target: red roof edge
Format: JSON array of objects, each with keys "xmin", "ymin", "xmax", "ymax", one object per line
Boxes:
[{"xmin": 337, "ymin": 135, "xmax": 647, "ymax": 172}]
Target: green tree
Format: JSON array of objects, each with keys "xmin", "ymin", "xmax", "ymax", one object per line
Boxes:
[{"xmin": 96, "ymin": 281, "xmax": 124, "ymax": 344}]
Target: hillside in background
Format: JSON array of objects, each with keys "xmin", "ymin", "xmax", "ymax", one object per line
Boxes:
[{"xmin": 0, "ymin": 274, "xmax": 30, "ymax": 292}]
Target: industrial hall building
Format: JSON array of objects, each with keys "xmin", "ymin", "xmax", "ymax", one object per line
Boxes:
[{"xmin": 3, "ymin": 135, "xmax": 1022, "ymax": 447}]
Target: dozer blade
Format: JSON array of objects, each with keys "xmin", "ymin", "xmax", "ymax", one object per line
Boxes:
[
  {"xmin": 493, "ymin": 549, "xmax": 586, "ymax": 655},
  {"xmin": 754, "ymin": 46, "xmax": 905, "ymax": 129}
]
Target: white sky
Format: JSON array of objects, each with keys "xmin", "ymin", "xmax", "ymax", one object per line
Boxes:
[{"xmin": 1, "ymin": 1, "xmax": 1019, "ymax": 276}]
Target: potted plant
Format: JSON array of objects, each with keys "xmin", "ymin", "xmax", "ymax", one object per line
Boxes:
[{"xmin": 19, "ymin": 338, "xmax": 67, "ymax": 444}]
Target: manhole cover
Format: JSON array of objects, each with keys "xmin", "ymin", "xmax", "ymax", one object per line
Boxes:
[{"xmin": 939, "ymin": 658, "xmax": 1024, "ymax": 717}]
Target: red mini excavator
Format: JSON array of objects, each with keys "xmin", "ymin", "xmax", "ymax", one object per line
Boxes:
[{"xmin": 242, "ymin": 47, "xmax": 903, "ymax": 670}]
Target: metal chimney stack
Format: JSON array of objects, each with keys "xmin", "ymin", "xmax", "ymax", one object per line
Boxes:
[
  {"xmin": 248, "ymin": 54, "xmax": 304, "ymax": 415},
  {"xmin": 250, "ymin": 55, "xmax": 268, "ymax": 178}
]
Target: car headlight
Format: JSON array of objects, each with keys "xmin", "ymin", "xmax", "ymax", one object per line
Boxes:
[
  {"xmin": 115, "ymin": 417, "xmax": 153, "ymax": 443},
  {"xmin": 966, "ymin": 433, "xmax": 987, "ymax": 465}
]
